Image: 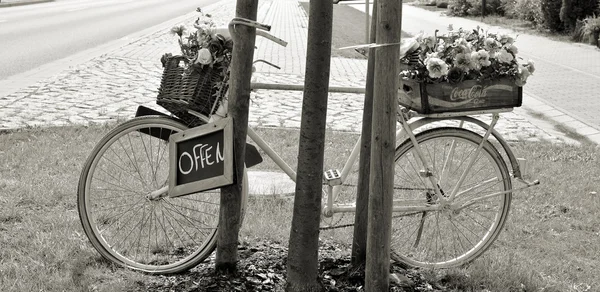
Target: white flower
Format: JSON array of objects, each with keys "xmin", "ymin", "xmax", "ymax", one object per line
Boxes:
[
  {"xmin": 526, "ymin": 59, "xmax": 535, "ymax": 74},
  {"xmin": 496, "ymin": 48, "xmax": 514, "ymax": 64},
  {"xmin": 505, "ymin": 44, "xmax": 519, "ymax": 54},
  {"xmin": 436, "ymin": 42, "xmax": 446, "ymax": 53},
  {"xmin": 454, "ymin": 37, "xmax": 471, "ymax": 54},
  {"xmin": 194, "ymin": 19, "xmax": 213, "ymax": 31},
  {"xmin": 455, "ymin": 43, "xmax": 471, "ymax": 54},
  {"xmin": 453, "ymin": 53, "xmax": 473, "ymax": 72},
  {"xmin": 454, "ymin": 37, "xmax": 469, "ymax": 48},
  {"xmin": 470, "ymin": 52, "xmax": 482, "ymax": 70},
  {"xmin": 195, "ymin": 48, "xmax": 213, "ymax": 65},
  {"xmin": 497, "ymin": 34, "xmax": 515, "ymax": 45},
  {"xmin": 484, "ymin": 38, "xmax": 502, "ymax": 53},
  {"xmin": 472, "ymin": 50, "xmax": 492, "ymax": 67},
  {"xmin": 423, "ymin": 52, "xmax": 440, "ymax": 64},
  {"xmin": 426, "ymin": 57, "xmax": 449, "ymax": 78},
  {"xmin": 516, "ymin": 64, "xmax": 531, "ymax": 86},
  {"xmin": 423, "ymin": 36, "xmax": 436, "ymax": 49}
]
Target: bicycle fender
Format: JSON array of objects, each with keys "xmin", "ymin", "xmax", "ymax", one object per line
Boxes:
[
  {"xmin": 245, "ymin": 144, "xmax": 263, "ymax": 168},
  {"xmin": 135, "ymin": 105, "xmax": 184, "ymax": 122},
  {"xmin": 401, "ymin": 116, "xmax": 522, "ymax": 178}
]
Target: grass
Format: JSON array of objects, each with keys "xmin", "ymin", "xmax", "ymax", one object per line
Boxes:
[
  {"xmin": 1, "ymin": 124, "xmax": 599, "ymax": 291},
  {"xmin": 0, "ymin": 124, "xmax": 146, "ymax": 292}
]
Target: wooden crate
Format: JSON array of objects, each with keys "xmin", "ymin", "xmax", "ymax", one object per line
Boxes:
[{"xmin": 398, "ymin": 78, "xmax": 523, "ymax": 114}]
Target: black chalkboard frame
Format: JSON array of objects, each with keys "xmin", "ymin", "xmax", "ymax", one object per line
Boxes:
[{"xmin": 168, "ymin": 117, "xmax": 234, "ymax": 198}]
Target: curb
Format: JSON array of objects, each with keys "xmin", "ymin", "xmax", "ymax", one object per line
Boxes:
[
  {"xmin": 0, "ymin": 0, "xmax": 53, "ymax": 8},
  {"xmin": 522, "ymin": 91, "xmax": 600, "ymax": 145}
]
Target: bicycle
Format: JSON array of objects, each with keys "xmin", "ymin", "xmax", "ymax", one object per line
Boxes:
[{"xmin": 77, "ymin": 18, "xmax": 539, "ymax": 274}]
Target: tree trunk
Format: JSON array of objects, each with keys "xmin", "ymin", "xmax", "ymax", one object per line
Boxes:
[
  {"xmin": 482, "ymin": 0, "xmax": 487, "ymax": 17},
  {"xmin": 365, "ymin": 0, "xmax": 401, "ymax": 290},
  {"xmin": 215, "ymin": 0, "xmax": 258, "ymax": 274},
  {"xmin": 351, "ymin": 0, "xmax": 378, "ymax": 267},
  {"xmin": 286, "ymin": 0, "xmax": 333, "ymax": 291}
]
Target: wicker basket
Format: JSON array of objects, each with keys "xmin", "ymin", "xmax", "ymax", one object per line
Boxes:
[{"xmin": 157, "ymin": 55, "xmax": 227, "ymax": 126}]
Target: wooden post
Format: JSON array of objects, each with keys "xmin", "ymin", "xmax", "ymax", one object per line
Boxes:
[
  {"xmin": 286, "ymin": 0, "xmax": 333, "ymax": 290},
  {"xmin": 365, "ymin": 0, "xmax": 370, "ymax": 43},
  {"xmin": 215, "ymin": 0, "xmax": 258, "ymax": 273},
  {"xmin": 352, "ymin": 0, "xmax": 377, "ymax": 267},
  {"xmin": 365, "ymin": 0, "xmax": 401, "ymax": 290}
]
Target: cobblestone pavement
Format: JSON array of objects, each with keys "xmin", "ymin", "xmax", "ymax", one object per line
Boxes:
[{"xmin": 0, "ymin": 0, "xmax": 572, "ymax": 144}]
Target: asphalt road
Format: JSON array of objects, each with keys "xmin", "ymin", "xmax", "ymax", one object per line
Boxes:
[{"xmin": 0, "ymin": 0, "xmax": 215, "ymax": 80}]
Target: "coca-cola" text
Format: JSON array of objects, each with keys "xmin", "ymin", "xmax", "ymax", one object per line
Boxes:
[{"xmin": 450, "ymin": 85, "xmax": 489, "ymax": 101}]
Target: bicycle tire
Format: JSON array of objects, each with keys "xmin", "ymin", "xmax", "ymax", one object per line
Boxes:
[
  {"xmin": 77, "ymin": 116, "xmax": 248, "ymax": 274},
  {"xmin": 391, "ymin": 127, "xmax": 511, "ymax": 268}
]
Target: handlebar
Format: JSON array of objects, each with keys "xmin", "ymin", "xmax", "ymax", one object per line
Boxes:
[
  {"xmin": 256, "ymin": 30, "xmax": 288, "ymax": 47},
  {"xmin": 229, "ymin": 17, "xmax": 288, "ymax": 47}
]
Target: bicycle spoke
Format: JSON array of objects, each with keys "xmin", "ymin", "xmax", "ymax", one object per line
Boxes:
[
  {"xmin": 165, "ymin": 200, "xmax": 219, "ymax": 219},
  {"xmin": 156, "ymin": 206, "xmax": 175, "ymax": 252},
  {"xmin": 162, "ymin": 199, "xmax": 217, "ymax": 231},
  {"xmin": 112, "ymin": 204, "xmax": 148, "ymax": 253},
  {"xmin": 95, "ymin": 163, "xmax": 143, "ymax": 195},
  {"xmin": 160, "ymin": 205, "xmax": 191, "ymax": 249},
  {"xmin": 122, "ymin": 133, "xmax": 148, "ymax": 187},
  {"xmin": 177, "ymin": 195, "xmax": 220, "ymax": 205},
  {"xmin": 392, "ymin": 128, "xmax": 511, "ymax": 268},
  {"xmin": 160, "ymin": 202, "xmax": 202, "ymax": 247},
  {"xmin": 139, "ymin": 128, "xmax": 155, "ymax": 186}
]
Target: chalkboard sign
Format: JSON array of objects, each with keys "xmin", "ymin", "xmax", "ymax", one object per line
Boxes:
[{"xmin": 168, "ymin": 117, "xmax": 234, "ymax": 198}]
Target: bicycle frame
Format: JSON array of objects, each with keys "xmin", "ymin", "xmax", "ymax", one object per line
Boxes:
[{"xmin": 193, "ymin": 101, "xmax": 539, "ymax": 218}]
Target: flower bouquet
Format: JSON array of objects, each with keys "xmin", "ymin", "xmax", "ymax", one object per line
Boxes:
[
  {"xmin": 398, "ymin": 26, "xmax": 535, "ymax": 114},
  {"xmin": 156, "ymin": 9, "xmax": 233, "ymax": 125}
]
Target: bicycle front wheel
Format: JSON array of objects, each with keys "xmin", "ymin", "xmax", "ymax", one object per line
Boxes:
[
  {"xmin": 391, "ymin": 127, "xmax": 511, "ymax": 268},
  {"xmin": 77, "ymin": 116, "xmax": 248, "ymax": 274}
]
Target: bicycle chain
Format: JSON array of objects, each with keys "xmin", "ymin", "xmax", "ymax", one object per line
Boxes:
[
  {"xmin": 319, "ymin": 222, "xmax": 355, "ymax": 230},
  {"xmin": 319, "ymin": 212, "xmax": 352, "ymax": 230},
  {"xmin": 318, "ymin": 213, "xmax": 413, "ymax": 230}
]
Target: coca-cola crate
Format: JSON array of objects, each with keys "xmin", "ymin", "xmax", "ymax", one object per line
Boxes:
[{"xmin": 398, "ymin": 78, "xmax": 523, "ymax": 114}]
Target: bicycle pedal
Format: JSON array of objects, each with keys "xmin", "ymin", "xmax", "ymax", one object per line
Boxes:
[
  {"xmin": 419, "ymin": 169, "xmax": 433, "ymax": 177},
  {"xmin": 323, "ymin": 169, "xmax": 342, "ymax": 186}
]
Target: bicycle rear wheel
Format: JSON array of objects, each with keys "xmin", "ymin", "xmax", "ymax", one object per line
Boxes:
[
  {"xmin": 77, "ymin": 116, "xmax": 247, "ymax": 274},
  {"xmin": 391, "ymin": 127, "xmax": 511, "ymax": 268}
]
